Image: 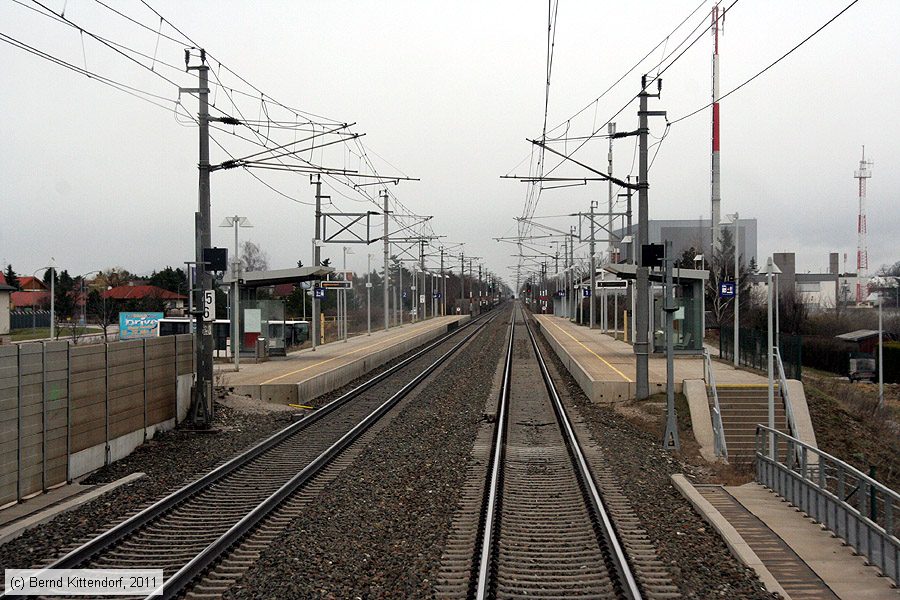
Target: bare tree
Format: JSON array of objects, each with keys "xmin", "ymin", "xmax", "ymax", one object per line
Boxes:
[
  {"xmin": 87, "ymin": 289, "xmax": 116, "ymax": 343},
  {"xmin": 240, "ymin": 241, "xmax": 269, "ymax": 272}
]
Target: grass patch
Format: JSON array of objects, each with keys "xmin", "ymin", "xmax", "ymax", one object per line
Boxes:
[
  {"xmin": 11, "ymin": 326, "xmax": 102, "ymax": 341},
  {"xmin": 803, "ymin": 374, "xmax": 899, "ymax": 491}
]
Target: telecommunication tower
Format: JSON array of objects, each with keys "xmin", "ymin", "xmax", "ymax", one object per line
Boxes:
[
  {"xmin": 854, "ymin": 146, "xmax": 873, "ymax": 303},
  {"xmin": 710, "ymin": 3, "xmax": 724, "ymax": 253}
]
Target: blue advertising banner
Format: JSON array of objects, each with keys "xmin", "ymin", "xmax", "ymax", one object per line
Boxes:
[{"xmin": 119, "ymin": 312, "xmax": 164, "ymax": 339}]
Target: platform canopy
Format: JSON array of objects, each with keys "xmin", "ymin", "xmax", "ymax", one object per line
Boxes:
[
  {"xmin": 602, "ymin": 262, "xmax": 709, "ymax": 282},
  {"xmin": 223, "ymin": 266, "xmax": 334, "ymax": 289}
]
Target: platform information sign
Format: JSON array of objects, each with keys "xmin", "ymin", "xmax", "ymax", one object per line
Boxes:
[{"xmin": 719, "ymin": 282, "xmax": 736, "ymax": 298}]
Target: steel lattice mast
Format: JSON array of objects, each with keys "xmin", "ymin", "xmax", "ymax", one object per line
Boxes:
[{"xmin": 854, "ymin": 146, "xmax": 873, "ymax": 303}]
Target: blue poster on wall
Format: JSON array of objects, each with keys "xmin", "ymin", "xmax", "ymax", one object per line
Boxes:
[{"xmin": 119, "ymin": 312, "xmax": 164, "ymax": 339}]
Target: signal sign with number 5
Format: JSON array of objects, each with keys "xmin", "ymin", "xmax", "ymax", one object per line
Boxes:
[{"xmin": 203, "ymin": 290, "xmax": 216, "ymax": 321}]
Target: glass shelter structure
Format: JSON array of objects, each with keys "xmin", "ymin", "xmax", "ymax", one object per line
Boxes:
[{"xmin": 603, "ymin": 262, "xmax": 708, "ymax": 355}]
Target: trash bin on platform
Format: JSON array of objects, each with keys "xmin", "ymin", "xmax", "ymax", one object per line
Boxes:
[{"xmin": 255, "ymin": 337, "xmax": 268, "ymax": 361}]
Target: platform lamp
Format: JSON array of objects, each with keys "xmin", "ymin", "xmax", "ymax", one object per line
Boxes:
[
  {"xmin": 342, "ymin": 246, "xmax": 354, "ymax": 342},
  {"xmin": 765, "ymin": 256, "xmax": 782, "ymax": 459},
  {"xmin": 220, "ymin": 216, "xmax": 252, "ymax": 371},
  {"xmin": 621, "ymin": 235, "xmax": 634, "ymax": 265}
]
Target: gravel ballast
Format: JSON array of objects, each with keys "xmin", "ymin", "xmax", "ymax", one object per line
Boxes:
[
  {"xmin": 535, "ymin": 327, "xmax": 776, "ymax": 599},
  {"xmin": 227, "ymin": 310, "xmax": 509, "ymax": 599},
  {"xmin": 0, "ymin": 328, "xmax": 472, "ymax": 576},
  {"xmin": 0, "ymin": 402, "xmax": 294, "ymax": 574}
]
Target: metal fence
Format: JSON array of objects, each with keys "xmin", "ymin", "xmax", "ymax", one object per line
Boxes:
[
  {"xmin": 720, "ymin": 326, "xmax": 802, "ymax": 379},
  {"xmin": 10, "ymin": 310, "xmax": 50, "ymax": 330},
  {"xmin": 756, "ymin": 426, "xmax": 899, "ymax": 583}
]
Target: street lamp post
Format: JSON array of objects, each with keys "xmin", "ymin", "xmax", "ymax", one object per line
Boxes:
[
  {"xmin": 868, "ymin": 291, "xmax": 885, "ymax": 410},
  {"xmin": 33, "ymin": 264, "xmax": 55, "ymax": 338},
  {"xmin": 77, "ymin": 270, "xmax": 101, "ymax": 336}
]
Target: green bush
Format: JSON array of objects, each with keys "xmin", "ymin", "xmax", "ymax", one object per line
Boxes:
[{"xmin": 883, "ymin": 341, "xmax": 900, "ymax": 383}]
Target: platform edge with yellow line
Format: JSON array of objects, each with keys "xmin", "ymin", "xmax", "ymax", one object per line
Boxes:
[{"xmin": 227, "ymin": 316, "xmax": 470, "ymax": 405}]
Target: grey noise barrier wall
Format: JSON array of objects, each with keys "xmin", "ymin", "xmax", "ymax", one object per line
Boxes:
[{"xmin": 0, "ymin": 334, "xmax": 195, "ymax": 508}]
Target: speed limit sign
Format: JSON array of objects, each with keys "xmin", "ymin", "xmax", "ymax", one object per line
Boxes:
[{"xmin": 203, "ymin": 290, "xmax": 216, "ymax": 322}]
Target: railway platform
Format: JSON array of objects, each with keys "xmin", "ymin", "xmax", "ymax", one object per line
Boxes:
[
  {"xmin": 674, "ymin": 476, "xmax": 898, "ymax": 599},
  {"xmin": 532, "ymin": 313, "xmax": 762, "ymax": 402},
  {"xmin": 531, "ymin": 314, "xmax": 820, "ymax": 462},
  {"xmin": 218, "ymin": 315, "xmax": 470, "ymax": 405}
]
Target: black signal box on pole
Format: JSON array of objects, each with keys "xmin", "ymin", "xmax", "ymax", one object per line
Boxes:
[
  {"xmin": 203, "ymin": 247, "xmax": 228, "ymax": 272},
  {"xmin": 641, "ymin": 243, "xmax": 664, "ymax": 268}
]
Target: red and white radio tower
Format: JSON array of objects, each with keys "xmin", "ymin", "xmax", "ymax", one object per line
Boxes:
[
  {"xmin": 710, "ymin": 3, "xmax": 723, "ymax": 252},
  {"xmin": 854, "ymin": 146, "xmax": 873, "ymax": 303}
]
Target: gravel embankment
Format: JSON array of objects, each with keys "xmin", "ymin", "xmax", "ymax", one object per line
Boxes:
[
  {"xmin": 536, "ymin": 330, "xmax": 776, "ymax": 599},
  {"xmin": 227, "ymin": 310, "xmax": 509, "ymax": 599},
  {"xmin": 0, "ymin": 402, "xmax": 294, "ymax": 573}
]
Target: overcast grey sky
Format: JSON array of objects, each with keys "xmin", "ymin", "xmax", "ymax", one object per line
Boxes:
[{"xmin": 1, "ymin": 0, "xmax": 897, "ymax": 285}]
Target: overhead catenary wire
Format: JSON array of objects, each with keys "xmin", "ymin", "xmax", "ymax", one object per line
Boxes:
[
  {"xmin": 670, "ymin": 0, "xmax": 860, "ymax": 125},
  {"xmin": 543, "ymin": 0, "xmax": 709, "ymax": 139}
]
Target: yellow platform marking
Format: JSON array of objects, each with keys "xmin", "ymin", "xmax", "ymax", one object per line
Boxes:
[
  {"xmin": 259, "ymin": 322, "xmax": 444, "ymax": 385},
  {"xmin": 544, "ymin": 318, "xmax": 632, "ymax": 383},
  {"xmin": 715, "ymin": 383, "xmax": 777, "ymax": 389}
]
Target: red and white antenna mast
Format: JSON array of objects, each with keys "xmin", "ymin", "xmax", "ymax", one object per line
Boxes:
[
  {"xmin": 854, "ymin": 145, "xmax": 873, "ymax": 303},
  {"xmin": 710, "ymin": 3, "xmax": 724, "ymax": 253}
]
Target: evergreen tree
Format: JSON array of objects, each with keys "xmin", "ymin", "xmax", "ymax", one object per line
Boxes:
[
  {"xmin": 4, "ymin": 264, "xmax": 20, "ymax": 289},
  {"xmin": 148, "ymin": 266, "xmax": 188, "ymax": 294}
]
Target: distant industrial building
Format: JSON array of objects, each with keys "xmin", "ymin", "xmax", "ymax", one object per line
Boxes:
[
  {"xmin": 749, "ymin": 252, "xmax": 857, "ymax": 310},
  {"xmin": 613, "ymin": 218, "xmax": 758, "ymax": 266}
]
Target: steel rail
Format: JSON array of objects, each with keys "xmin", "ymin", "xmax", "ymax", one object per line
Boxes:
[
  {"xmin": 1, "ymin": 313, "xmax": 489, "ymax": 600},
  {"xmin": 153, "ymin": 312, "xmax": 496, "ymax": 599},
  {"xmin": 472, "ymin": 312, "xmax": 514, "ymax": 599},
  {"xmin": 523, "ymin": 314, "xmax": 643, "ymax": 600}
]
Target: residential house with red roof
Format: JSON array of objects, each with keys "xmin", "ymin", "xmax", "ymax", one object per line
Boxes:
[{"xmin": 102, "ymin": 284, "xmax": 187, "ymax": 316}]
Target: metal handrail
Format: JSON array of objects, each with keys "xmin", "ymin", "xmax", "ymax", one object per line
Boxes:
[
  {"xmin": 773, "ymin": 346, "xmax": 799, "ymax": 439},
  {"xmin": 703, "ymin": 349, "xmax": 728, "ymax": 460},
  {"xmin": 756, "ymin": 425, "xmax": 899, "ymax": 584}
]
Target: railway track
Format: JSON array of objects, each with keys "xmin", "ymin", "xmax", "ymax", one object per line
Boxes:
[
  {"xmin": 3, "ymin": 312, "xmax": 495, "ymax": 600},
  {"xmin": 440, "ymin": 305, "xmax": 678, "ymax": 599}
]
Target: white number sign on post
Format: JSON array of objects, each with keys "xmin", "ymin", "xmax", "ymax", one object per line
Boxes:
[{"xmin": 203, "ymin": 290, "xmax": 216, "ymax": 322}]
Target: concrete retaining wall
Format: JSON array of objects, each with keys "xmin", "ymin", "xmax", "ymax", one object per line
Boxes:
[{"xmin": 0, "ymin": 335, "xmax": 194, "ymax": 505}]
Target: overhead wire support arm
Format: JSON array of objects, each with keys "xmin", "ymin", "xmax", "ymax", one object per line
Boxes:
[{"xmin": 526, "ymin": 138, "xmax": 639, "ymax": 190}]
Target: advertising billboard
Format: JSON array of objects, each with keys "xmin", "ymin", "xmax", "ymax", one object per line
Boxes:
[{"xmin": 119, "ymin": 312, "xmax": 164, "ymax": 340}]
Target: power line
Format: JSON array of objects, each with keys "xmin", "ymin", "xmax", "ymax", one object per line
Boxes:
[
  {"xmin": 0, "ymin": 31, "xmax": 185, "ymax": 114},
  {"xmin": 544, "ymin": 0, "xmax": 709, "ymax": 138},
  {"xmin": 671, "ymin": 0, "xmax": 860, "ymax": 125}
]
